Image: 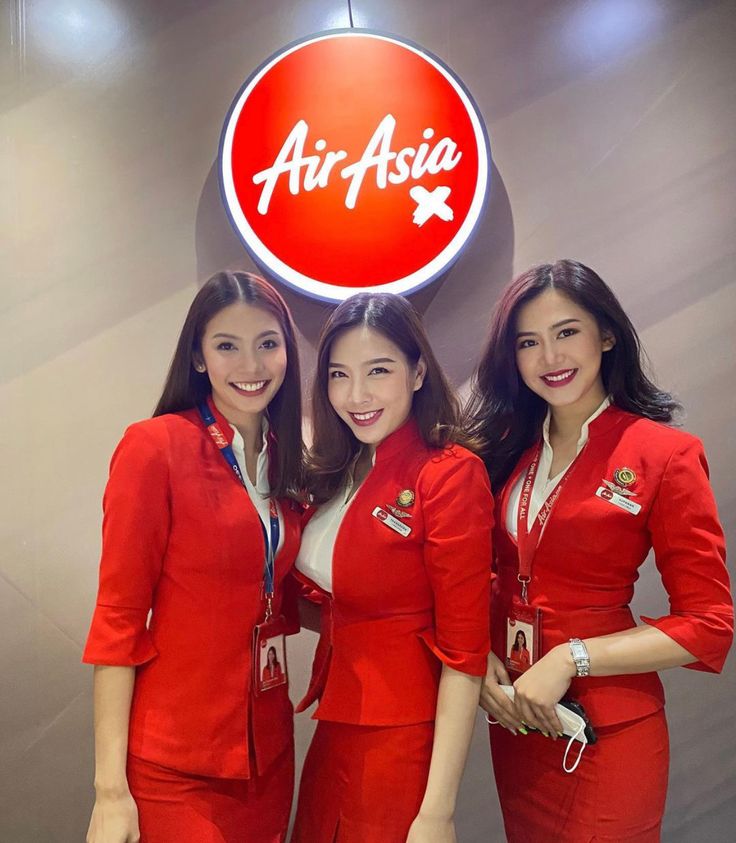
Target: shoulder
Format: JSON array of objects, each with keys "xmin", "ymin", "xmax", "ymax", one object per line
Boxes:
[
  {"xmin": 611, "ymin": 410, "xmax": 704, "ymax": 459},
  {"xmin": 600, "ymin": 411, "xmax": 711, "ymax": 496},
  {"xmin": 113, "ymin": 411, "xmax": 201, "ymax": 461},
  {"xmin": 417, "ymin": 441, "xmax": 490, "ymax": 490}
]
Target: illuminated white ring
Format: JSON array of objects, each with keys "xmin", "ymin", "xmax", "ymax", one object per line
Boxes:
[{"xmin": 219, "ymin": 29, "xmax": 491, "ymax": 303}]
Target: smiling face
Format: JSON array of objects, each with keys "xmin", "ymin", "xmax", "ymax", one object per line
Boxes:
[
  {"xmin": 327, "ymin": 325, "xmax": 425, "ymax": 450},
  {"xmin": 197, "ymin": 302, "xmax": 287, "ymax": 427},
  {"xmin": 515, "ymin": 288, "xmax": 614, "ymax": 417}
]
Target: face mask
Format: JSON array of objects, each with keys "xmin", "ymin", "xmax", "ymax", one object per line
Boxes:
[
  {"xmin": 556, "ymin": 704, "xmax": 588, "ymax": 774},
  {"xmin": 486, "ymin": 685, "xmax": 589, "ymax": 773}
]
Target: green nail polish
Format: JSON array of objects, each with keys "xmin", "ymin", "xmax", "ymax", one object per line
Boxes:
[{"xmin": 519, "ymin": 726, "xmax": 528, "ymax": 735}]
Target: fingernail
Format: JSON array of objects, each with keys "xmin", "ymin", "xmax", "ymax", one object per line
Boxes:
[
  {"xmin": 557, "ymin": 731, "xmax": 564, "ymax": 737},
  {"xmin": 519, "ymin": 726, "xmax": 528, "ymax": 735},
  {"xmin": 542, "ymin": 731, "xmax": 549, "ymax": 737}
]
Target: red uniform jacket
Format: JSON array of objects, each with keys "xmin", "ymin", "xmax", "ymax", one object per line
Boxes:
[
  {"xmin": 297, "ymin": 420, "xmax": 493, "ymax": 726},
  {"xmin": 493, "ymin": 405, "xmax": 733, "ymax": 727},
  {"xmin": 83, "ymin": 398, "xmax": 302, "ymax": 778},
  {"xmin": 509, "ymin": 648, "xmax": 530, "ymax": 672},
  {"xmin": 262, "ymin": 664, "xmax": 284, "ymax": 682}
]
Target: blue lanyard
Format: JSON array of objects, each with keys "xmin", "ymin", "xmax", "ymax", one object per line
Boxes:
[{"xmin": 197, "ymin": 402, "xmax": 280, "ymax": 610}]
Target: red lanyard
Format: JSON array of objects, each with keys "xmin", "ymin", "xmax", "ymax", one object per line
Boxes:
[{"xmin": 515, "ymin": 443, "xmax": 583, "ymax": 602}]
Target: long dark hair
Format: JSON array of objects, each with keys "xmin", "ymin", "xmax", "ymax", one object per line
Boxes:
[
  {"xmin": 153, "ymin": 271, "xmax": 304, "ymax": 498},
  {"xmin": 464, "ymin": 260, "xmax": 680, "ymax": 491},
  {"xmin": 309, "ymin": 293, "xmax": 465, "ymax": 503},
  {"xmin": 512, "ymin": 630, "xmax": 527, "ymax": 652}
]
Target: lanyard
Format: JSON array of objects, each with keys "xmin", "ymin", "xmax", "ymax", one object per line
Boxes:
[
  {"xmin": 197, "ymin": 402, "xmax": 280, "ymax": 618},
  {"xmin": 515, "ymin": 443, "xmax": 583, "ymax": 603}
]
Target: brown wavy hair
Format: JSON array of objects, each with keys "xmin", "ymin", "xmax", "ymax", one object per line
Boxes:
[
  {"xmin": 153, "ymin": 271, "xmax": 305, "ymax": 499},
  {"xmin": 308, "ymin": 292, "xmax": 467, "ymax": 504}
]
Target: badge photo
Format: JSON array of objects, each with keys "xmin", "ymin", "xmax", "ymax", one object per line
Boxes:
[
  {"xmin": 505, "ymin": 600, "xmax": 541, "ymax": 674},
  {"xmin": 255, "ymin": 629, "xmax": 288, "ymax": 692}
]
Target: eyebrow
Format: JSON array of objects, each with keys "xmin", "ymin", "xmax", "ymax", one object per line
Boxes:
[
  {"xmin": 212, "ymin": 330, "xmax": 280, "ymax": 340},
  {"xmin": 516, "ymin": 318, "xmax": 581, "ymax": 338},
  {"xmin": 328, "ymin": 357, "xmax": 397, "ymax": 368}
]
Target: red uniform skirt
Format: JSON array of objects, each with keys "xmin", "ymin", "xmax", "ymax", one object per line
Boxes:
[
  {"xmin": 291, "ymin": 720, "xmax": 434, "ymax": 843},
  {"xmin": 127, "ymin": 746, "xmax": 294, "ymax": 843},
  {"xmin": 489, "ymin": 709, "xmax": 669, "ymax": 842}
]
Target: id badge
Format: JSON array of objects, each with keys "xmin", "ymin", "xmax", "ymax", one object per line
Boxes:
[
  {"xmin": 253, "ymin": 615, "xmax": 288, "ymax": 694},
  {"xmin": 505, "ymin": 597, "xmax": 541, "ymax": 674}
]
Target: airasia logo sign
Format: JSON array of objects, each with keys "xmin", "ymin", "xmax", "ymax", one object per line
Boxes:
[
  {"xmin": 220, "ymin": 31, "xmax": 490, "ymax": 302},
  {"xmin": 252, "ymin": 115, "xmax": 462, "ymax": 217}
]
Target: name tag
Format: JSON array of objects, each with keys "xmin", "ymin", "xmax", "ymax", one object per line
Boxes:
[
  {"xmin": 595, "ymin": 486, "xmax": 641, "ymax": 515},
  {"xmin": 372, "ymin": 506, "xmax": 412, "ymax": 536}
]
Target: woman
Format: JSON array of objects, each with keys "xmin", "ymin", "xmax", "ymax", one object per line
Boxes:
[
  {"xmin": 509, "ymin": 630, "xmax": 530, "ymax": 672},
  {"xmin": 291, "ymin": 293, "xmax": 493, "ymax": 843},
  {"xmin": 262, "ymin": 646, "xmax": 285, "ymax": 684},
  {"xmin": 465, "ymin": 260, "xmax": 733, "ymax": 841},
  {"xmin": 84, "ymin": 271, "xmax": 304, "ymax": 843}
]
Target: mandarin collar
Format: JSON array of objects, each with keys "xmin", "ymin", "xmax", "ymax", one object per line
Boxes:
[
  {"xmin": 204, "ymin": 394, "xmax": 270, "ymax": 449},
  {"xmin": 374, "ymin": 417, "xmax": 423, "ymax": 464},
  {"xmin": 502, "ymin": 402, "xmax": 625, "ymax": 498},
  {"xmin": 542, "ymin": 396, "xmax": 612, "ymax": 451},
  {"xmin": 587, "ymin": 401, "xmax": 629, "ymax": 438}
]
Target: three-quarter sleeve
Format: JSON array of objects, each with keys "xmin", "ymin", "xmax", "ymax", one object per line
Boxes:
[
  {"xmin": 418, "ymin": 451, "xmax": 494, "ymax": 676},
  {"xmin": 83, "ymin": 422, "xmax": 170, "ymax": 666},
  {"xmin": 641, "ymin": 438, "xmax": 733, "ymax": 672}
]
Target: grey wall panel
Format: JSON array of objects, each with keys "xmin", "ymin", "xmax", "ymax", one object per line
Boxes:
[{"xmin": 2, "ymin": 1, "xmax": 735, "ymax": 840}]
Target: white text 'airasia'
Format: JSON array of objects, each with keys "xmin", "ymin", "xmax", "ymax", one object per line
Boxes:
[{"xmin": 252, "ymin": 114, "xmax": 462, "ymax": 216}]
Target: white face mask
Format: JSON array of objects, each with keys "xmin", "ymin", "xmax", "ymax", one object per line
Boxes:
[
  {"xmin": 556, "ymin": 705, "xmax": 588, "ymax": 774},
  {"xmin": 487, "ymin": 685, "xmax": 589, "ymax": 773}
]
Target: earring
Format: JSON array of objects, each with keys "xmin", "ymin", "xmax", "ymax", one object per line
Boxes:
[{"xmin": 195, "ymin": 363, "xmax": 206, "ymax": 373}]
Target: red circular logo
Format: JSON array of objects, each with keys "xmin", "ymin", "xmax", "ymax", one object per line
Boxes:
[{"xmin": 220, "ymin": 31, "xmax": 490, "ymax": 302}]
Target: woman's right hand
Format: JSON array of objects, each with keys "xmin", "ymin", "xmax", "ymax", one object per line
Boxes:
[
  {"xmin": 86, "ymin": 790, "xmax": 140, "ymax": 843},
  {"xmin": 479, "ymin": 652, "xmax": 523, "ymax": 733}
]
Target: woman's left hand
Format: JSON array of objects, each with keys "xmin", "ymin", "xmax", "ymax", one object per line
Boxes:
[
  {"xmin": 406, "ymin": 812, "xmax": 456, "ymax": 843},
  {"xmin": 512, "ymin": 644, "xmax": 577, "ymax": 738}
]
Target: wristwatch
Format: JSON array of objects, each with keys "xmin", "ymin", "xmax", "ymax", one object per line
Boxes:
[{"xmin": 568, "ymin": 638, "xmax": 590, "ymax": 677}]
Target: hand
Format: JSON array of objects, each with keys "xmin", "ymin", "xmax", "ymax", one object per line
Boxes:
[
  {"xmin": 512, "ymin": 644, "xmax": 576, "ymax": 738},
  {"xmin": 479, "ymin": 652, "xmax": 523, "ymax": 733},
  {"xmin": 406, "ymin": 812, "xmax": 456, "ymax": 843},
  {"xmin": 86, "ymin": 790, "xmax": 140, "ymax": 843}
]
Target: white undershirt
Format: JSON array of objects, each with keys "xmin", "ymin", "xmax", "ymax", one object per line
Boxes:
[
  {"xmin": 229, "ymin": 420, "xmax": 284, "ymax": 555},
  {"xmin": 295, "ymin": 454, "xmax": 376, "ymax": 593},
  {"xmin": 506, "ymin": 397, "xmax": 611, "ymax": 539}
]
